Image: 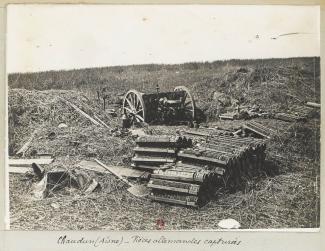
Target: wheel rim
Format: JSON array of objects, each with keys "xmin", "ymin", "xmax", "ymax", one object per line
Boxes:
[
  {"xmin": 174, "ymin": 86, "xmax": 196, "ymax": 120},
  {"xmin": 123, "ymin": 90, "xmax": 146, "ymax": 124}
]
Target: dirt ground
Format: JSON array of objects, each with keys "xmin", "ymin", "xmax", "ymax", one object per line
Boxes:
[{"xmin": 9, "ymin": 112, "xmax": 320, "ymax": 230}]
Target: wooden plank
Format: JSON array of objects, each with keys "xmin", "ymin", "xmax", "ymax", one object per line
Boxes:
[
  {"xmin": 183, "ymin": 130, "xmax": 210, "ymax": 137},
  {"xmin": 131, "ymin": 157, "xmax": 175, "ymax": 163},
  {"xmin": 9, "ymin": 166, "xmax": 33, "ymax": 174},
  {"xmin": 136, "ymin": 136, "xmax": 173, "ymax": 143},
  {"xmin": 148, "ymin": 183, "xmax": 199, "ymax": 195},
  {"xmin": 78, "ymin": 160, "xmax": 144, "ymax": 178},
  {"xmin": 9, "ymin": 158, "xmax": 53, "ymax": 166},
  {"xmin": 148, "ymin": 195, "xmax": 198, "ymax": 207},
  {"xmin": 60, "ymin": 98, "xmax": 101, "ymax": 126},
  {"xmin": 199, "ymin": 145, "xmax": 238, "ymax": 156},
  {"xmin": 132, "ymin": 164, "xmax": 161, "ymax": 171},
  {"xmin": 219, "ymin": 114, "xmax": 235, "ymax": 120},
  {"xmin": 249, "ymin": 121, "xmax": 276, "ymax": 134},
  {"xmin": 132, "ymin": 163, "xmax": 171, "ymax": 171},
  {"xmin": 93, "ymin": 115, "xmax": 111, "ymax": 129},
  {"xmin": 178, "ymin": 152, "xmax": 227, "ymax": 166},
  {"xmin": 134, "ymin": 147, "xmax": 176, "ymax": 154},
  {"xmin": 151, "ymin": 173, "xmax": 202, "ymax": 183}
]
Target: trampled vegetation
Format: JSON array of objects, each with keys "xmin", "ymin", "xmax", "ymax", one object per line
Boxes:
[{"xmin": 8, "ymin": 57, "xmax": 320, "ymax": 230}]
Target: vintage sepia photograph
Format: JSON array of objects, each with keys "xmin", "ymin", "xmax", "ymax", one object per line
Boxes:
[{"xmin": 6, "ymin": 4, "xmax": 320, "ymax": 230}]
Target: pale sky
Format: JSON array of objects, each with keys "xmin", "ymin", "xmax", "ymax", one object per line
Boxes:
[{"xmin": 7, "ymin": 5, "xmax": 320, "ymax": 73}]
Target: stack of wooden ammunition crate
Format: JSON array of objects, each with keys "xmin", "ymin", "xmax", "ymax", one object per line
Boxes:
[
  {"xmin": 133, "ymin": 134, "xmax": 267, "ymax": 208},
  {"xmin": 131, "ymin": 135, "xmax": 192, "ymax": 171}
]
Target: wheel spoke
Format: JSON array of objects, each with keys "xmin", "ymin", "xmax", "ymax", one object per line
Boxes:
[
  {"xmin": 132, "ymin": 93, "xmax": 136, "ymax": 109},
  {"xmin": 181, "ymin": 94, "xmax": 188, "ymax": 103},
  {"xmin": 123, "ymin": 90, "xmax": 145, "ymax": 125},
  {"xmin": 184, "ymin": 108, "xmax": 194, "ymax": 113},
  {"xmin": 136, "ymin": 98, "xmax": 141, "ymax": 110},
  {"xmin": 125, "ymin": 98, "xmax": 135, "ymax": 110},
  {"xmin": 136, "ymin": 108, "xmax": 143, "ymax": 114},
  {"xmin": 184, "ymin": 101, "xmax": 192, "ymax": 107},
  {"xmin": 133, "ymin": 94, "xmax": 138, "ymax": 109},
  {"xmin": 135, "ymin": 114, "xmax": 144, "ymax": 122},
  {"xmin": 128, "ymin": 93, "xmax": 133, "ymax": 104},
  {"xmin": 124, "ymin": 107, "xmax": 134, "ymax": 114},
  {"xmin": 129, "ymin": 93, "xmax": 134, "ymax": 107}
]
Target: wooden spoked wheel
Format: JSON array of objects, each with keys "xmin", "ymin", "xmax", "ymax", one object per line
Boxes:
[
  {"xmin": 174, "ymin": 86, "xmax": 196, "ymax": 120},
  {"xmin": 122, "ymin": 90, "xmax": 146, "ymax": 124}
]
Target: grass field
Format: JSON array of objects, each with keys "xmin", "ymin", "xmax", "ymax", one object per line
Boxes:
[{"xmin": 8, "ymin": 57, "xmax": 320, "ymax": 230}]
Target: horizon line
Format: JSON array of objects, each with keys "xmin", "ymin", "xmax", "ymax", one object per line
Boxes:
[{"xmin": 7, "ymin": 56, "xmax": 320, "ymax": 75}]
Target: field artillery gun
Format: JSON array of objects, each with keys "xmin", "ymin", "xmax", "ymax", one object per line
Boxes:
[{"xmin": 122, "ymin": 86, "xmax": 196, "ymax": 125}]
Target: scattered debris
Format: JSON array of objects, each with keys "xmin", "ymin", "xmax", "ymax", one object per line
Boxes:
[
  {"xmin": 50, "ymin": 202, "xmax": 60, "ymax": 209},
  {"xmin": 73, "ymin": 170, "xmax": 92, "ymax": 189},
  {"xmin": 288, "ymin": 105, "xmax": 317, "ymax": 119},
  {"xmin": 184, "ymin": 128, "xmax": 234, "ymax": 138},
  {"xmin": 105, "ymin": 109, "xmax": 118, "ymax": 117},
  {"xmin": 16, "ymin": 129, "xmax": 37, "ymax": 156},
  {"xmin": 242, "ymin": 121, "xmax": 275, "ymax": 139},
  {"xmin": 274, "ymin": 113, "xmax": 304, "ymax": 122},
  {"xmin": 78, "ymin": 160, "xmax": 146, "ymax": 179},
  {"xmin": 31, "ymin": 173, "xmax": 48, "ymax": 200},
  {"xmin": 58, "ymin": 123, "xmax": 68, "ymax": 128},
  {"xmin": 130, "ymin": 128, "xmax": 147, "ymax": 137},
  {"xmin": 47, "ymin": 132, "xmax": 56, "ymax": 140},
  {"xmin": 47, "ymin": 169, "xmax": 75, "ymax": 191},
  {"xmin": 85, "ymin": 179, "xmax": 100, "ymax": 194},
  {"xmin": 219, "ymin": 113, "xmax": 235, "ymax": 120},
  {"xmin": 95, "ymin": 159, "xmax": 149, "ymax": 197},
  {"xmin": 36, "ymin": 153, "xmax": 53, "ymax": 159},
  {"xmin": 219, "ymin": 106, "xmax": 268, "ymax": 121},
  {"xmin": 183, "ymin": 130, "xmax": 210, "ymax": 137},
  {"xmin": 31, "ymin": 163, "xmax": 45, "ymax": 179},
  {"xmin": 306, "ymin": 102, "xmax": 320, "ymax": 108},
  {"xmin": 218, "ymin": 218, "xmax": 241, "ymax": 229},
  {"xmin": 274, "ymin": 105, "xmax": 318, "ymax": 122}
]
